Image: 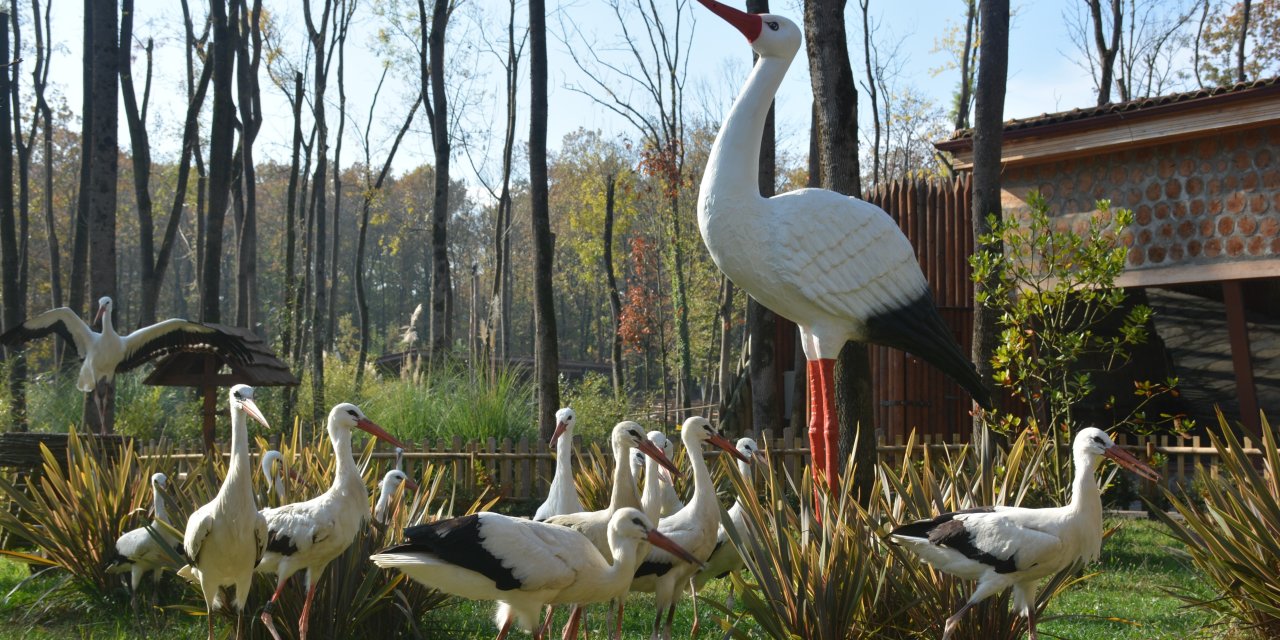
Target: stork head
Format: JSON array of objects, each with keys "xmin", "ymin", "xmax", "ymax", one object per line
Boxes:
[
  {"xmin": 150, "ymin": 472, "xmax": 167, "ymax": 489},
  {"xmin": 261, "ymin": 449, "xmax": 283, "ymax": 479},
  {"xmin": 695, "ymin": 0, "xmax": 800, "ymax": 57},
  {"xmin": 1075, "ymin": 427, "xmax": 1161, "ymax": 482},
  {"xmin": 646, "ymin": 430, "xmax": 679, "ymax": 486},
  {"xmin": 614, "ymin": 421, "xmax": 681, "ymax": 478},
  {"xmin": 549, "ymin": 407, "xmax": 577, "ymax": 448},
  {"xmin": 608, "ymin": 508, "xmax": 702, "ymax": 565},
  {"xmin": 679, "ymin": 416, "xmax": 751, "ymax": 463},
  {"xmin": 93, "ymin": 296, "xmax": 113, "ymax": 326},
  {"xmin": 329, "ymin": 402, "xmax": 405, "ymax": 449},
  {"xmin": 382, "ymin": 468, "xmax": 419, "ymax": 493},
  {"xmin": 230, "ymin": 384, "xmax": 270, "ymax": 429}
]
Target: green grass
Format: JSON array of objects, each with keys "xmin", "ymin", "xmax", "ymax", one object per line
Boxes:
[{"xmin": 0, "ymin": 518, "xmax": 1225, "ymax": 639}]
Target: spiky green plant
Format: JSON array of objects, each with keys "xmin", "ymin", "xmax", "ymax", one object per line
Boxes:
[{"xmin": 1156, "ymin": 412, "xmax": 1280, "ymax": 639}]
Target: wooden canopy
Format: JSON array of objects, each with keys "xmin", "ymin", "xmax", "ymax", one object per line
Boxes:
[{"xmin": 143, "ymin": 324, "xmax": 297, "ymax": 451}]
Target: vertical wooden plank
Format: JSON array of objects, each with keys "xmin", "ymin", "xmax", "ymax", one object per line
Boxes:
[
  {"xmin": 515, "ymin": 438, "xmax": 530, "ymax": 499},
  {"xmin": 1223, "ymin": 280, "xmax": 1261, "ymax": 437}
]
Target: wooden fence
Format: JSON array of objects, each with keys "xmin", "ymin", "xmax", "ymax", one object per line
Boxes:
[
  {"xmin": 864, "ymin": 176, "xmax": 979, "ymax": 443},
  {"xmin": 136, "ymin": 430, "xmax": 1254, "ymax": 502}
]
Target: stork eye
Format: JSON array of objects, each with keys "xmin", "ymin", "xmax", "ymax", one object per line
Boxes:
[
  {"xmin": 348, "ymin": 409, "xmax": 359, "ymax": 417},
  {"xmin": 766, "ymin": 20, "xmax": 779, "ymax": 31}
]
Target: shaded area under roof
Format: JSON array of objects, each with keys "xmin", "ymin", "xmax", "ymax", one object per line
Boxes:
[{"xmin": 142, "ymin": 323, "xmax": 297, "ymax": 388}]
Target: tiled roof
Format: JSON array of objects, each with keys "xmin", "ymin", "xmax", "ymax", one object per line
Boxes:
[
  {"xmin": 143, "ymin": 324, "xmax": 299, "ymax": 387},
  {"xmin": 942, "ymin": 77, "xmax": 1280, "ymax": 144}
]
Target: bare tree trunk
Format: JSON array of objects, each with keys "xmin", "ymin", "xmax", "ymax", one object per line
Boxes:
[
  {"xmin": 530, "ymin": 0, "xmax": 560, "ymax": 441},
  {"xmin": 68, "ymin": 1, "xmax": 91, "ymax": 321},
  {"xmin": 954, "ymin": 0, "xmax": 977, "ymax": 130},
  {"xmin": 716, "ymin": 276, "xmax": 734, "ymax": 413},
  {"xmin": 119, "ymin": 0, "xmax": 162, "ymax": 325},
  {"xmin": 603, "ymin": 173, "xmax": 624, "ymax": 395},
  {"xmin": 419, "ymin": 0, "xmax": 453, "ymax": 361},
  {"xmin": 1237, "ymin": 0, "xmax": 1252, "ymax": 82},
  {"xmin": 1088, "ymin": 0, "xmax": 1122, "ymax": 105},
  {"xmin": 85, "ymin": 0, "xmax": 119, "ymax": 433},
  {"xmin": 805, "ymin": 0, "xmax": 871, "ymax": 498},
  {"xmin": 280, "ymin": 72, "xmax": 304, "ymax": 425},
  {"xmin": 33, "ymin": 0, "xmax": 59, "ymax": 315},
  {"xmin": 10, "ymin": 0, "xmax": 29, "ymax": 332},
  {"xmin": 327, "ymin": 0, "xmax": 355, "ymax": 345},
  {"xmin": 234, "ymin": 0, "xmax": 263, "ymax": 330},
  {"xmin": 859, "ymin": 0, "xmax": 881, "ymax": 186},
  {"xmin": 201, "ymin": 0, "xmax": 235, "ymax": 324},
  {"xmin": 305, "ymin": 0, "xmax": 333, "ymax": 429},
  {"xmin": 0, "ymin": 6, "xmax": 24, "ymax": 429},
  {"xmin": 489, "ymin": 0, "xmax": 522, "ymax": 379},
  {"xmin": 971, "ymin": 0, "xmax": 1009, "ymax": 499}
]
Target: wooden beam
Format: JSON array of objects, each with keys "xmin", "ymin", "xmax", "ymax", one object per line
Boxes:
[{"xmin": 1222, "ymin": 280, "xmax": 1261, "ymax": 438}]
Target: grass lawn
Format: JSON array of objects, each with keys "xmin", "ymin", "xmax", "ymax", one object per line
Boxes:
[{"xmin": 0, "ymin": 518, "xmax": 1225, "ymax": 639}]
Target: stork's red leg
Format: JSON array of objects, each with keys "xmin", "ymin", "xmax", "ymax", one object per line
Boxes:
[
  {"xmin": 806, "ymin": 359, "xmax": 828, "ymax": 485},
  {"xmin": 260, "ymin": 577, "xmax": 289, "ymax": 640},
  {"xmin": 299, "ymin": 579, "xmax": 319, "ymax": 640},
  {"xmin": 819, "ymin": 358, "xmax": 839, "ymax": 486}
]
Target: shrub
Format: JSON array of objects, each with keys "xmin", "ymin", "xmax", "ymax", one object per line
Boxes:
[{"xmin": 1156, "ymin": 412, "xmax": 1280, "ymax": 639}]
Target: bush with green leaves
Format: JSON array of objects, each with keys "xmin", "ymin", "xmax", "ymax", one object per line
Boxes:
[
  {"xmin": 970, "ymin": 193, "xmax": 1183, "ymax": 501},
  {"xmin": 1156, "ymin": 412, "xmax": 1280, "ymax": 639}
]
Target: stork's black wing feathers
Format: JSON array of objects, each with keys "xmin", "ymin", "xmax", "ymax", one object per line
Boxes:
[
  {"xmin": 381, "ymin": 514, "xmax": 523, "ymax": 591},
  {"xmin": 892, "ymin": 507, "xmax": 1017, "ymax": 573},
  {"xmin": 634, "ymin": 560, "xmax": 674, "ymax": 578},
  {"xmin": 865, "ymin": 291, "xmax": 992, "ymax": 409},
  {"xmin": 0, "ymin": 311, "xmax": 85, "ymax": 357},
  {"xmin": 266, "ymin": 530, "xmax": 299, "ymax": 556},
  {"xmin": 117, "ymin": 321, "xmax": 253, "ymax": 372}
]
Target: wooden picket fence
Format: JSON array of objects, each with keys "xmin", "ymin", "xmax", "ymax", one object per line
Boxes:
[{"xmin": 135, "ymin": 429, "xmax": 1258, "ymax": 501}]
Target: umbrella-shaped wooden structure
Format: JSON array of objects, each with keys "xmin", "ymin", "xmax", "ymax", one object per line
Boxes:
[{"xmin": 143, "ymin": 324, "xmax": 297, "ymax": 452}]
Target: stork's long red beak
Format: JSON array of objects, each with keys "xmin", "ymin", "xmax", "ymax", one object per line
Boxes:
[
  {"xmin": 710, "ymin": 432, "xmax": 751, "ymax": 463},
  {"xmin": 636, "ymin": 439, "xmax": 682, "ymax": 479},
  {"xmin": 93, "ymin": 305, "xmax": 107, "ymax": 327},
  {"xmin": 549, "ymin": 420, "xmax": 568, "ymax": 449},
  {"xmin": 1104, "ymin": 445, "xmax": 1161, "ymax": 482},
  {"xmin": 402, "ymin": 477, "xmax": 420, "ymax": 492},
  {"xmin": 357, "ymin": 418, "xmax": 405, "ymax": 450},
  {"xmin": 239, "ymin": 398, "xmax": 270, "ymax": 429},
  {"xmin": 696, "ymin": 0, "xmax": 763, "ymax": 42},
  {"xmin": 646, "ymin": 528, "xmax": 703, "ymax": 566}
]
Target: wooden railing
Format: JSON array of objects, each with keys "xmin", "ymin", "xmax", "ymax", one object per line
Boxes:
[{"xmin": 134, "ymin": 430, "xmax": 1258, "ymax": 502}]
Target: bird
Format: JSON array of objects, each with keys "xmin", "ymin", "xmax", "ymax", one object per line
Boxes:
[
  {"xmin": 636, "ymin": 431, "xmax": 683, "ymax": 524},
  {"xmin": 890, "ymin": 427, "xmax": 1161, "ymax": 640},
  {"xmin": 533, "ymin": 408, "xmax": 584, "ymax": 521},
  {"xmin": 693, "ymin": 437, "xmax": 762, "ymax": 591},
  {"xmin": 177, "ymin": 384, "xmax": 271, "ymax": 640},
  {"xmin": 107, "ymin": 472, "xmax": 182, "ymax": 597},
  {"xmin": 630, "ymin": 417, "xmax": 750, "ymax": 640},
  {"xmin": 256, "ymin": 403, "xmax": 405, "ymax": 640},
  {"xmin": 541, "ymin": 421, "xmax": 681, "ymax": 638},
  {"xmin": 0, "ymin": 296, "xmax": 252, "ymax": 430},
  {"xmin": 260, "ymin": 450, "xmax": 287, "ymax": 508},
  {"xmin": 370, "ymin": 507, "xmax": 701, "ymax": 640},
  {"xmin": 374, "ymin": 469, "xmax": 418, "ymax": 526},
  {"xmin": 693, "ymin": 0, "xmax": 992, "ymax": 486},
  {"xmin": 394, "ymin": 446, "xmax": 406, "ymax": 472}
]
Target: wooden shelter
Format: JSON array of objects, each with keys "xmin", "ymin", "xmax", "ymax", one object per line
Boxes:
[{"xmin": 143, "ymin": 324, "xmax": 297, "ymax": 451}]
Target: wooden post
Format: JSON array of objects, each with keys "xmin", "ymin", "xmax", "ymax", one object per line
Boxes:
[{"xmin": 1222, "ymin": 280, "xmax": 1260, "ymax": 437}]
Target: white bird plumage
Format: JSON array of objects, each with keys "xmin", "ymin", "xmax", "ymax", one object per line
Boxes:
[
  {"xmin": 630, "ymin": 417, "xmax": 750, "ymax": 640},
  {"xmin": 694, "ymin": 437, "xmax": 761, "ymax": 589},
  {"xmin": 261, "ymin": 450, "xmax": 286, "ymax": 507},
  {"xmin": 533, "ymin": 408, "xmax": 584, "ymax": 521},
  {"xmin": 890, "ymin": 427, "xmax": 1161, "ymax": 640},
  {"xmin": 108, "ymin": 472, "xmax": 181, "ymax": 594},
  {"xmin": 634, "ymin": 431, "xmax": 683, "ymax": 521},
  {"xmin": 256, "ymin": 403, "xmax": 404, "ymax": 640},
  {"xmin": 374, "ymin": 469, "xmax": 417, "ymax": 525},
  {"xmin": 178, "ymin": 384, "xmax": 270, "ymax": 640},
  {"xmin": 693, "ymin": 0, "xmax": 990, "ymax": 484},
  {"xmin": 0, "ymin": 296, "xmax": 251, "ymax": 428},
  {"xmin": 371, "ymin": 508, "xmax": 700, "ymax": 640}
]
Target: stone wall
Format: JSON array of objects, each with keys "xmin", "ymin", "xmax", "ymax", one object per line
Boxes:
[{"xmin": 998, "ymin": 123, "xmax": 1280, "ymax": 282}]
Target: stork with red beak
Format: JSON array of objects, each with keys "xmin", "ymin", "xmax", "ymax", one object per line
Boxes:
[
  {"xmin": 693, "ymin": 0, "xmax": 991, "ymax": 486},
  {"xmin": 534, "ymin": 408, "xmax": 584, "ymax": 521},
  {"xmin": 256, "ymin": 403, "xmax": 405, "ymax": 640}
]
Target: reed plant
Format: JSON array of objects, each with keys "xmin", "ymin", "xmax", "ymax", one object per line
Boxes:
[{"xmin": 1156, "ymin": 412, "xmax": 1280, "ymax": 639}]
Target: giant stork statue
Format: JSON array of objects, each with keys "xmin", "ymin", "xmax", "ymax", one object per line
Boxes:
[
  {"xmin": 0, "ymin": 296, "xmax": 251, "ymax": 430},
  {"xmin": 693, "ymin": 0, "xmax": 992, "ymax": 484}
]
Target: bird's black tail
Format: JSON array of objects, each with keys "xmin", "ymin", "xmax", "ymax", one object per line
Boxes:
[{"xmin": 865, "ymin": 290, "xmax": 993, "ymax": 409}]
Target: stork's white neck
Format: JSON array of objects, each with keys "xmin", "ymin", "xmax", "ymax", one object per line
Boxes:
[
  {"xmin": 152, "ymin": 484, "xmax": 169, "ymax": 525},
  {"xmin": 641, "ymin": 454, "xmax": 664, "ymax": 524},
  {"xmin": 1067, "ymin": 450, "xmax": 1104, "ymax": 516},
  {"xmin": 609, "ymin": 438, "xmax": 642, "ymax": 511},
  {"xmin": 100, "ymin": 308, "xmax": 116, "ymax": 338},
  {"xmin": 219, "ymin": 406, "xmax": 255, "ymax": 505},
  {"xmin": 555, "ymin": 430, "xmax": 575, "ymax": 486},
  {"xmin": 374, "ymin": 480, "xmax": 394, "ymax": 524},
  {"xmin": 685, "ymin": 436, "xmax": 715, "ymax": 513},
  {"xmin": 698, "ymin": 50, "xmax": 794, "ymax": 217},
  {"xmin": 327, "ymin": 427, "xmax": 367, "ymax": 500}
]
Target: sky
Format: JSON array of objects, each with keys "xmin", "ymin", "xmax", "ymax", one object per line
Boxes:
[{"xmin": 36, "ymin": 0, "xmax": 1104, "ymax": 192}]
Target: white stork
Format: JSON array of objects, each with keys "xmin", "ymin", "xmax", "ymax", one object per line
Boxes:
[
  {"xmin": 693, "ymin": 0, "xmax": 991, "ymax": 485},
  {"xmin": 260, "ymin": 450, "xmax": 287, "ymax": 508},
  {"xmin": 636, "ymin": 431, "xmax": 683, "ymax": 524},
  {"xmin": 891, "ymin": 427, "xmax": 1161, "ymax": 640},
  {"xmin": 694, "ymin": 437, "xmax": 762, "ymax": 590},
  {"xmin": 107, "ymin": 472, "xmax": 181, "ymax": 596},
  {"xmin": 0, "ymin": 296, "xmax": 252, "ymax": 429},
  {"xmin": 540, "ymin": 421, "xmax": 680, "ymax": 637},
  {"xmin": 533, "ymin": 408, "xmax": 584, "ymax": 521},
  {"xmin": 371, "ymin": 507, "xmax": 700, "ymax": 640},
  {"xmin": 374, "ymin": 469, "xmax": 418, "ymax": 526},
  {"xmin": 630, "ymin": 417, "xmax": 750, "ymax": 640},
  {"xmin": 256, "ymin": 403, "xmax": 405, "ymax": 640},
  {"xmin": 178, "ymin": 384, "xmax": 271, "ymax": 640}
]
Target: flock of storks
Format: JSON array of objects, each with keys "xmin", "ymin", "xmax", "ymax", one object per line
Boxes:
[{"xmin": 0, "ymin": 1, "xmax": 1165, "ymax": 638}]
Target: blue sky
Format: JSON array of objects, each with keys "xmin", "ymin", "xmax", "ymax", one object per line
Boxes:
[{"xmin": 38, "ymin": 0, "xmax": 1104, "ymax": 186}]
